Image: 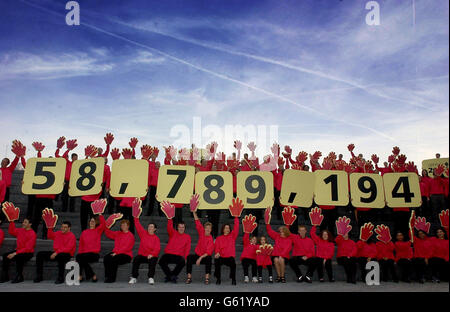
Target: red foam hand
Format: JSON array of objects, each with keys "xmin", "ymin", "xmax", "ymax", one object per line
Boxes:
[
  {"xmin": 336, "ymin": 161, "xmax": 346, "ymax": 171},
  {"xmin": 277, "ymin": 156, "xmax": 285, "ymax": 166},
  {"xmin": 364, "ymin": 161, "xmax": 374, "ymax": 173},
  {"xmin": 434, "ymin": 164, "xmax": 445, "ymax": 177},
  {"xmin": 122, "ymin": 148, "xmax": 133, "ymax": 159},
  {"xmin": 105, "ymin": 213, "xmax": 123, "ymax": 229},
  {"xmin": 439, "ymin": 209, "xmax": 449, "ymax": 228},
  {"xmin": 405, "ymin": 161, "xmax": 417, "ymax": 173},
  {"xmin": 414, "ymin": 216, "xmax": 431, "ymax": 234},
  {"xmin": 388, "ymin": 155, "xmax": 396, "ymax": 164},
  {"xmin": 56, "ymin": 136, "xmax": 66, "ymax": 149},
  {"xmin": 66, "ymin": 139, "xmax": 78, "ymax": 151},
  {"xmin": 141, "ymin": 145, "xmax": 153, "ymax": 160},
  {"xmin": 282, "ymin": 206, "xmax": 297, "ymax": 226},
  {"xmin": 284, "ymin": 145, "xmax": 292, "ymax": 155},
  {"xmin": 42, "ymin": 208, "xmax": 58, "ymax": 229},
  {"xmin": 322, "ymin": 158, "xmax": 333, "ymax": 170},
  {"xmin": 336, "ymin": 216, "xmax": 352, "ymax": 236},
  {"xmin": 257, "ymin": 244, "xmax": 274, "ymax": 256},
  {"xmin": 104, "ymin": 133, "xmax": 114, "ymax": 145},
  {"xmin": 84, "ymin": 145, "xmax": 98, "ymax": 158},
  {"xmin": 32, "ymin": 142, "xmax": 45, "ymax": 152},
  {"xmin": 247, "ymin": 142, "xmax": 257, "ymax": 152},
  {"xmin": 359, "ymin": 222, "xmax": 374, "ymax": 241},
  {"xmin": 160, "ymin": 201, "xmax": 175, "ymax": 219},
  {"xmin": 296, "ymin": 151, "xmax": 308, "ymax": 164},
  {"xmin": 312, "ymin": 151, "xmax": 322, "ymax": 160},
  {"xmin": 309, "ymin": 207, "xmax": 324, "ymax": 226},
  {"xmin": 392, "ymin": 146, "xmax": 400, "ymax": 156},
  {"xmin": 396, "ymin": 154, "xmax": 407, "ymax": 165},
  {"xmin": 229, "ymin": 197, "xmax": 244, "ymax": 217},
  {"xmin": 392, "ymin": 162, "xmax": 405, "ymax": 173},
  {"xmin": 347, "ymin": 144, "xmax": 355, "ymax": 152},
  {"xmin": 375, "ymin": 224, "xmax": 392, "ymax": 243},
  {"xmin": 153, "ymin": 147, "xmax": 159, "ymax": 158},
  {"xmin": 2, "ymin": 202, "xmax": 20, "ymax": 222},
  {"xmin": 129, "ymin": 137, "xmax": 138, "ymax": 149},
  {"xmin": 264, "ymin": 206, "xmax": 272, "ymax": 224},
  {"xmin": 132, "ymin": 198, "xmax": 142, "ymax": 219},
  {"xmin": 91, "ymin": 199, "xmax": 107, "ymax": 215},
  {"xmin": 234, "ymin": 140, "xmax": 242, "ymax": 150},
  {"xmin": 271, "ymin": 143, "xmax": 280, "ymax": 156},
  {"xmin": 189, "ymin": 193, "xmax": 200, "ymax": 213},
  {"xmin": 11, "ymin": 140, "xmax": 26, "ymax": 158},
  {"xmin": 371, "ymin": 154, "xmax": 379, "ymax": 164},
  {"xmin": 192, "ymin": 147, "xmax": 200, "ymax": 161},
  {"xmin": 111, "ymin": 148, "xmax": 120, "ymax": 160},
  {"xmin": 328, "ymin": 152, "xmax": 337, "ymax": 160},
  {"xmin": 242, "ymin": 214, "xmax": 257, "ymax": 233},
  {"xmin": 216, "ymin": 152, "xmax": 226, "ymax": 162},
  {"xmin": 291, "ymin": 163, "xmax": 302, "ymax": 170}
]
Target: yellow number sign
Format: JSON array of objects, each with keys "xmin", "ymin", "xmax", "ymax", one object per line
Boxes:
[
  {"xmin": 422, "ymin": 158, "xmax": 449, "ymax": 178},
  {"xmin": 22, "ymin": 158, "xmax": 66, "ymax": 195},
  {"xmin": 195, "ymin": 171, "xmax": 233, "ymax": 210},
  {"xmin": 237, "ymin": 171, "xmax": 274, "ymax": 209},
  {"xmin": 314, "ymin": 170, "xmax": 349, "ymax": 206},
  {"xmin": 384, "ymin": 173, "xmax": 421, "ymax": 208},
  {"xmin": 156, "ymin": 165, "xmax": 195, "ymax": 204},
  {"xmin": 350, "ymin": 173, "xmax": 385, "ymax": 208},
  {"xmin": 69, "ymin": 158, "xmax": 105, "ymax": 197},
  {"xmin": 110, "ymin": 159, "xmax": 149, "ymax": 198},
  {"xmin": 279, "ymin": 169, "xmax": 315, "ymax": 208}
]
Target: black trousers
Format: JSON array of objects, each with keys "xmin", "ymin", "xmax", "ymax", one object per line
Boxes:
[
  {"xmin": 393, "ymin": 211, "xmax": 410, "ymax": 235},
  {"xmin": 412, "ymin": 258, "xmax": 427, "ymax": 281},
  {"xmin": 241, "ymin": 258, "xmax": 257, "ymax": 277},
  {"xmin": 131, "ymin": 255, "xmax": 158, "ymax": 278},
  {"xmin": 430, "ymin": 194, "xmax": 446, "ymax": 232},
  {"xmin": 289, "ymin": 256, "xmax": 316, "ymax": 278},
  {"xmin": 32, "ymin": 198, "xmax": 53, "ymax": 239},
  {"xmin": 320, "ymin": 209, "xmax": 337, "ymax": 235},
  {"xmin": 159, "ymin": 254, "xmax": 186, "ymax": 278},
  {"xmin": 117, "ymin": 206, "xmax": 135, "ymax": 234},
  {"xmin": 396, "ymin": 259, "xmax": 412, "ymax": 281},
  {"xmin": 379, "ymin": 259, "xmax": 398, "ymax": 282},
  {"xmin": 1, "ymin": 251, "xmax": 33, "ymax": 279},
  {"xmin": 416, "ymin": 197, "xmax": 431, "ymax": 219},
  {"xmin": 357, "ymin": 257, "xmax": 370, "ymax": 281},
  {"xmin": 36, "ymin": 251, "xmax": 71, "ymax": 280},
  {"xmin": 75, "ymin": 252, "xmax": 100, "ymax": 280},
  {"xmin": 429, "ymin": 257, "xmax": 449, "ymax": 281},
  {"xmin": 147, "ymin": 185, "xmax": 158, "ymax": 216},
  {"xmin": 257, "ymin": 265, "xmax": 273, "ymax": 278},
  {"xmin": 316, "ymin": 258, "xmax": 333, "ymax": 281},
  {"xmin": 103, "ymin": 253, "xmax": 131, "ymax": 282},
  {"xmin": 80, "ymin": 200, "xmax": 94, "ymax": 232},
  {"xmin": 274, "ymin": 189, "xmax": 282, "ymax": 220},
  {"xmin": 186, "ymin": 254, "xmax": 212, "ymax": 275},
  {"xmin": 61, "ymin": 181, "xmax": 75, "ymax": 212},
  {"xmin": 26, "ymin": 195, "xmax": 36, "ymax": 219},
  {"xmin": 106, "ymin": 194, "xmax": 117, "ymax": 214},
  {"xmin": 337, "ymin": 257, "xmax": 357, "ymax": 283},
  {"xmin": 214, "ymin": 257, "xmax": 236, "ymax": 280}
]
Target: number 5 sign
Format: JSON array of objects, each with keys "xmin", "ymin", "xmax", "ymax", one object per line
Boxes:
[{"xmin": 22, "ymin": 158, "xmax": 66, "ymax": 195}]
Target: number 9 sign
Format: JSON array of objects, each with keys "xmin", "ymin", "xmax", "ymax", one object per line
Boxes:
[
  {"xmin": 349, "ymin": 173, "xmax": 385, "ymax": 208},
  {"xmin": 22, "ymin": 158, "xmax": 66, "ymax": 195},
  {"xmin": 237, "ymin": 171, "xmax": 274, "ymax": 209}
]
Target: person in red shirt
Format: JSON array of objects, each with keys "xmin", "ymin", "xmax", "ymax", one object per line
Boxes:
[
  {"xmin": 310, "ymin": 226, "xmax": 335, "ymax": 282},
  {"xmin": 241, "ymin": 233, "xmax": 258, "ymax": 283},
  {"xmin": 256, "ymin": 236, "xmax": 273, "ymax": 283},
  {"xmin": 376, "ymin": 236, "xmax": 398, "ymax": 282},
  {"xmin": 394, "ymin": 231, "xmax": 413, "ymax": 283},
  {"xmin": 429, "ymin": 228, "xmax": 449, "ymax": 283},
  {"xmin": 289, "ymin": 225, "xmax": 316, "ymax": 283},
  {"xmin": 412, "ymin": 230, "xmax": 433, "ymax": 283},
  {"xmin": 104, "ymin": 219, "xmax": 135, "ymax": 283},
  {"xmin": 34, "ymin": 221, "xmax": 77, "ymax": 284},
  {"xmin": 129, "ymin": 216, "xmax": 160, "ymax": 285},
  {"xmin": 55, "ymin": 137, "xmax": 78, "ymax": 213},
  {"xmin": 0, "ymin": 172, "xmax": 6, "ymax": 204},
  {"xmin": 429, "ymin": 168, "xmax": 447, "ymax": 229},
  {"xmin": 418, "ymin": 170, "xmax": 432, "ymax": 219},
  {"xmin": 335, "ymin": 229, "xmax": 357, "ymax": 284},
  {"xmin": 265, "ymin": 220, "xmax": 292, "ymax": 283},
  {"xmin": 0, "ymin": 217, "xmax": 36, "ymax": 283},
  {"xmin": 1, "ymin": 153, "xmax": 20, "ymax": 204},
  {"xmin": 356, "ymin": 236, "xmax": 377, "ymax": 283},
  {"xmin": 185, "ymin": 209, "xmax": 214, "ymax": 285}
]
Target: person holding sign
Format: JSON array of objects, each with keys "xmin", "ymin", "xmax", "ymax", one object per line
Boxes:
[
  {"xmin": 55, "ymin": 137, "xmax": 78, "ymax": 213},
  {"xmin": 213, "ymin": 197, "xmax": 243, "ymax": 285},
  {"xmin": 265, "ymin": 206, "xmax": 292, "ymax": 283},
  {"xmin": 75, "ymin": 199, "xmax": 107, "ymax": 283},
  {"xmin": 159, "ymin": 201, "xmax": 191, "ymax": 284},
  {"xmin": 103, "ymin": 213, "xmax": 134, "ymax": 283},
  {"xmin": 1, "ymin": 140, "xmax": 25, "ymax": 208},
  {"xmin": 375, "ymin": 225, "xmax": 398, "ymax": 282},
  {"xmin": 185, "ymin": 194, "xmax": 214, "ymax": 285},
  {"xmin": 240, "ymin": 214, "xmax": 259, "ymax": 283},
  {"xmin": 335, "ymin": 216, "xmax": 357, "ymax": 284},
  {"xmin": 429, "ymin": 165, "xmax": 447, "ymax": 230},
  {"xmin": 1, "ymin": 202, "xmax": 36, "ymax": 283},
  {"xmin": 129, "ymin": 198, "xmax": 161, "ymax": 285},
  {"xmin": 34, "ymin": 209, "xmax": 76, "ymax": 284},
  {"xmin": 356, "ymin": 223, "xmax": 377, "ymax": 283}
]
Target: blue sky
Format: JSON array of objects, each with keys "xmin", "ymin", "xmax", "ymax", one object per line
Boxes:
[{"xmin": 0, "ymin": 0, "xmax": 448, "ymax": 166}]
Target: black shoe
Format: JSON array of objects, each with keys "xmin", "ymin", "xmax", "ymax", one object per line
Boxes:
[
  {"xmin": 281, "ymin": 277, "xmax": 286, "ymax": 283},
  {"xmin": 297, "ymin": 276, "xmax": 304, "ymax": 283},
  {"xmin": 55, "ymin": 278, "xmax": 64, "ymax": 285},
  {"xmin": 319, "ymin": 278, "xmax": 325, "ymax": 283},
  {"xmin": 92, "ymin": 277, "xmax": 98, "ymax": 283},
  {"xmin": 419, "ymin": 278, "xmax": 425, "ymax": 284},
  {"xmin": 275, "ymin": 277, "xmax": 281, "ymax": 283},
  {"xmin": 11, "ymin": 275, "xmax": 24, "ymax": 284},
  {"xmin": 171, "ymin": 276, "xmax": 178, "ymax": 284},
  {"xmin": 164, "ymin": 276, "xmax": 171, "ymax": 283},
  {"xmin": 231, "ymin": 279, "xmax": 236, "ymax": 285},
  {"xmin": 33, "ymin": 277, "xmax": 43, "ymax": 283},
  {"xmin": 0, "ymin": 277, "xmax": 9, "ymax": 283},
  {"xmin": 216, "ymin": 279, "xmax": 221, "ymax": 285},
  {"xmin": 268, "ymin": 276, "xmax": 273, "ymax": 284},
  {"xmin": 305, "ymin": 276, "xmax": 312, "ymax": 283},
  {"xmin": 330, "ymin": 278, "xmax": 335, "ymax": 283}
]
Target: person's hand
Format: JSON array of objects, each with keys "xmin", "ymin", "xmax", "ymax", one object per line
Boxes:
[
  {"xmin": 129, "ymin": 137, "xmax": 138, "ymax": 149},
  {"xmin": 161, "ymin": 201, "xmax": 175, "ymax": 219},
  {"xmin": 147, "ymin": 255, "xmax": 153, "ymax": 260},
  {"xmin": 7, "ymin": 252, "xmax": 16, "ymax": 260},
  {"xmin": 104, "ymin": 133, "xmax": 114, "ymax": 145},
  {"xmin": 2, "ymin": 202, "xmax": 20, "ymax": 222},
  {"xmin": 66, "ymin": 139, "xmax": 78, "ymax": 151},
  {"xmin": 302, "ymin": 256, "xmax": 307, "ymax": 261},
  {"xmin": 111, "ymin": 253, "xmax": 116, "ymax": 257},
  {"xmin": 214, "ymin": 253, "xmax": 220, "ymax": 259},
  {"xmin": 228, "ymin": 197, "xmax": 244, "ymax": 218},
  {"xmin": 196, "ymin": 258, "xmax": 202, "ymax": 266},
  {"xmin": 282, "ymin": 206, "xmax": 297, "ymax": 226},
  {"xmin": 50, "ymin": 252, "xmax": 57, "ymax": 260}
]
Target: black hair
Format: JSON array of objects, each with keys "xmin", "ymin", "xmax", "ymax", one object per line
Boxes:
[{"xmin": 62, "ymin": 221, "xmax": 71, "ymax": 228}]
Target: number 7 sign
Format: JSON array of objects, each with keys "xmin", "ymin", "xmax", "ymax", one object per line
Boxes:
[{"xmin": 156, "ymin": 165, "xmax": 195, "ymax": 204}]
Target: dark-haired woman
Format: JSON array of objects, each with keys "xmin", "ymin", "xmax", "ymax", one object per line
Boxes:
[
  {"xmin": 311, "ymin": 226, "xmax": 335, "ymax": 282},
  {"xmin": 429, "ymin": 228, "xmax": 449, "ymax": 282},
  {"xmin": 214, "ymin": 217, "xmax": 239, "ymax": 285},
  {"xmin": 412, "ymin": 230, "xmax": 432, "ymax": 283},
  {"xmin": 394, "ymin": 232, "xmax": 413, "ymax": 283}
]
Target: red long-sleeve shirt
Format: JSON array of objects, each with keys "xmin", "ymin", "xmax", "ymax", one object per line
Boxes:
[
  {"xmin": 394, "ymin": 241, "xmax": 413, "ymax": 261},
  {"xmin": 420, "ymin": 180, "xmax": 430, "ymax": 197},
  {"xmin": 310, "ymin": 226, "xmax": 334, "ymax": 259},
  {"xmin": 413, "ymin": 236, "xmax": 433, "ymax": 259},
  {"xmin": 214, "ymin": 217, "xmax": 239, "ymax": 258},
  {"xmin": 0, "ymin": 180, "xmax": 6, "ymax": 203},
  {"xmin": 429, "ymin": 177, "xmax": 446, "ymax": 195},
  {"xmin": 376, "ymin": 241, "xmax": 395, "ymax": 260},
  {"xmin": 266, "ymin": 224, "xmax": 293, "ymax": 259},
  {"xmin": 240, "ymin": 233, "xmax": 258, "ymax": 261},
  {"xmin": 291, "ymin": 234, "xmax": 315, "ymax": 258},
  {"xmin": 1, "ymin": 156, "xmax": 19, "ymax": 187},
  {"xmin": 273, "ymin": 170, "xmax": 283, "ymax": 191},
  {"xmin": 356, "ymin": 241, "xmax": 377, "ymax": 258},
  {"xmin": 78, "ymin": 216, "xmax": 105, "ymax": 254},
  {"xmin": 105, "ymin": 228, "xmax": 135, "ymax": 257},
  {"xmin": 430, "ymin": 237, "xmax": 449, "ymax": 261},
  {"xmin": 165, "ymin": 219, "xmax": 191, "ymax": 259},
  {"xmin": 135, "ymin": 218, "xmax": 161, "ymax": 257},
  {"xmin": 335, "ymin": 235, "xmax": 357, "ymax": 258},
  {"xmin": 8, "ymin": 223, "xmax": 36, "ymax": 254},
  {"xmin": 194, "ymin": 219, "xmax": 214, "ymax": 257},
  {"xmin": 47, "ymin": 229, "xmax": 77, "ymax": 256},
  {"xmin": 0, "ymin": 228, "xmax": 4, "ymax": 248},
  {"xmin": 256, "ymin": 247, "xmax": 273, "ymax": 267}
]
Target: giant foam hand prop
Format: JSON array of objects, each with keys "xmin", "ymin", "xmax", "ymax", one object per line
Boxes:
[
  {"xmin": 111, "ymin": 148, "xmax": 120, "ymax": 160},
  {"xmin": 91, "ymin": 199, "xmax": 107, "ymax": 215},
  {"xmin": 309, "ymin": 207, "xmax": 324, "ymax": 226},
  {"xmin": 189, "ymin": 193, "xmax": 200, "ymax": 213},
  {"xmin": 256, "ymin": 244, "xmax": 274, "ymax": 256},
  {"xmin": 122, "ymin": 148, "xmax": 133, "ymax": 159},
  {"xmin": 242, "ymin": 214, "xmax": 257, "ymax": 234},
  {"xmin": 405, "ymin": 161, "xmax": 417, "ymax": 173},
  {"xmin": 42, "ymin": 208, "xmax": 58, "ymax": 229},
  {"xmin": 264, "ymin": 206, "xmax": 272, "ymax": 225},
  {"xmin": 434, "ymin": 164, "xmax": 445, "ymax": 177},
  {"xmin": 2, "ymin": 202, "xmax": 20, "ymax": 222},
  {"xmin": 56, "ymin": 136, "xmax": 66, "ymax": 149},
  {"xmin": 105, "ymin": 213, "xmax": 123, "ymax": 229},
  {"xmin": 375, "ymin": 224, "xmax": 392, "ymax": 244},
  {"xmin": 132, "ymin": 198, "xmax": 143, "ymax": 219},
  {"xmin": 322, "ymin": 158, "xmax": 333, "ymax": 170},
  {"xmin": 328, "ymin": 152, "xmax": 337, "ymax": 161},
  {"xmin": 271, "ymin": 143, "xmax": 280, "ymax": 157},
  {"xmin": 439, "ymin": 210, "xmax": 449, "ymax": 229},
  {"xmin": 104, "ymin": 133, "xmax": 114, "ymax": 145},
  {"xmin": 228, "ymin": 197, "xmax": 244, "ymax": 217},
  {"xmin": 282, "ymin": 206, "xmax": 297, "ymax": 226},
  {"xmin": 234, "ymin": 140, "xmax": 242, "ymax": 150},
  {"xmin": 160, "ymin": 201, "xmax": 175, "ymax": 219},
  {"xmin": 371, "ymin": 154, "xmax": 379, "ymax": 164},
  {"xmin": 141, "ymin": 145, "xmax": 153, "ymax": 160},
  {"xmin": 414, "ymin": 216, "xmax": 431, "ymax": 234},
  {"xmin": 247, "ymin": 142, "xmax": 257, "ymax": 153},
  {"xmin": 153, "ymin": 147, "xmax": 159, "ymax": 158},
  {"xmin": 11, "ymin": 140, "xmax": 26, "ymax": 158},
  {"xmin": 347, "ymin": 144, "xmax": 355, "ymax": 152},
  {"xmin": 397, "ymin": 154, "xmax": 407, "ymax": 165},
  {"xmin": 284, "ymin": 145, "xmax": 292, "ymax": 155},
  {"xmin": 84, "ymin": 145, "xmax": 98, "ymax": 158},
  {"xmin": 296, "ymin": 151, "xmax": 308, "ymax": 164},
  {"xmin": 129, "ymin": 137, "xmax": 138, "ymax": 149},
  {"xmin": 387, "ymin": 155, "xmax": 395, "ymax": 164},
  {"xmin": 32, "ymin": 142, "xmax": 45, "ymax": 152},
  {"xmin": 336, "ymin": 216, "xmax": 352, "ymax": 236},
  {"xmin": 392, "ymin": 146, "xmax": 400, "ymax": 156},
  {"xmin": 359, "ymin": 223, "xmax": 374, "ymax": 241},
  {"xmin": 311, "ymin": 151, "xmax": 322, "ymax": 161},
  {"xmin": 66, "ymin": 139, "xmax": 78, "ymax": 151},
  {"xmin": 409, "ymin": 210, "xmax": 416, "ymax": 243}
]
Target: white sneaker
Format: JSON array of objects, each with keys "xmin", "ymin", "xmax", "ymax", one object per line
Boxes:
[
  {"xmin": 244, "ymin": 276, "xmax": 249, "ymax": 283},
  {"xmin": 129, "ymin": 277, "xmax": 137, "ymax": 284},
  {"xmin": 148, "ymin": 278, "xmax": 154, "ymax": 285},
  {"xmin": 252, "ymin": 277, "xmax": 258, "ymax": 283}
]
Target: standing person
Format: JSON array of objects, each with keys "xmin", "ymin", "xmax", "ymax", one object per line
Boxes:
[
  {"xmin": 129, "ymin": 198, "xmax": 161, "ymax": 285},
  {"xmin": 0, "ymin": 202, "xmax": 36, "ymax": 283},
  {"xmin": 256, "ymin": 236, "xmax": 274, "ymax": 283},
  {"xmin": 429, "ymin": 165, "xmax": 447, "ymax": 229},
  {"xmin": 375, "ymin": 225, "xmax": 398, "ymax": 282},
  {"xmin": 356, "ymin": 223, "xmax": 377, "ymax": 282},
  {"xmin": 394, "ymin": 231, "xmax": 413, "ymax": 283},
  {"xmin": 290, "ymin": 224, "xmax": 316, "ymax": 283},
  {"xmin": 34, "ymin": 209, "xmax": 76, "ymax": 284},
  {"xmin": 213, "ymin": 198, "xmax": 243, "ymax": 285},
  {"xmin": 55, "ymin": 137, "xmax": 78, "ymax": 212},
  {"xmin": 158, "ymin": 201, "xmax": 191, "ymax": 284},
  {"xmin": 265, "ymin": 206, "xmax": 292, "ymax": 283},
  {"xmin": 1, "ymin": 140, "xmax": 25, "ymax": 206},
  {"xmin": 309, "ymin": 207, "xmax": 335, "ymax": 282},
  {"xmin": 429, "ymin": 228, "xmax": 449, "ymax": 283},
  {"xmin": 418, "ymin": 170, "xmax": 432, "ymax": 219},
  {"xmin": 185, "ymin": 194, "xmax": 214, "ymax": 285},
  {"xmin": 147, "ymin": 153, "xmax": 160, "ymax": 216},
  {"xmin": 76, "ymin": 199, "xmax": 107, "ymax": 283},
  {"xmin": 335, "ymin": 216, "xmax": 357, "ymax": 284}
]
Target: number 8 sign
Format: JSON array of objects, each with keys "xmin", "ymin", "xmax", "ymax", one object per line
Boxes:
[
  {"xmin": 68, "ymin": 158, "xmax": 105, "ymax": 196},
  {"xmin": 195, "ymin": 171, "xmax": 233, "ymax": 209}
]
